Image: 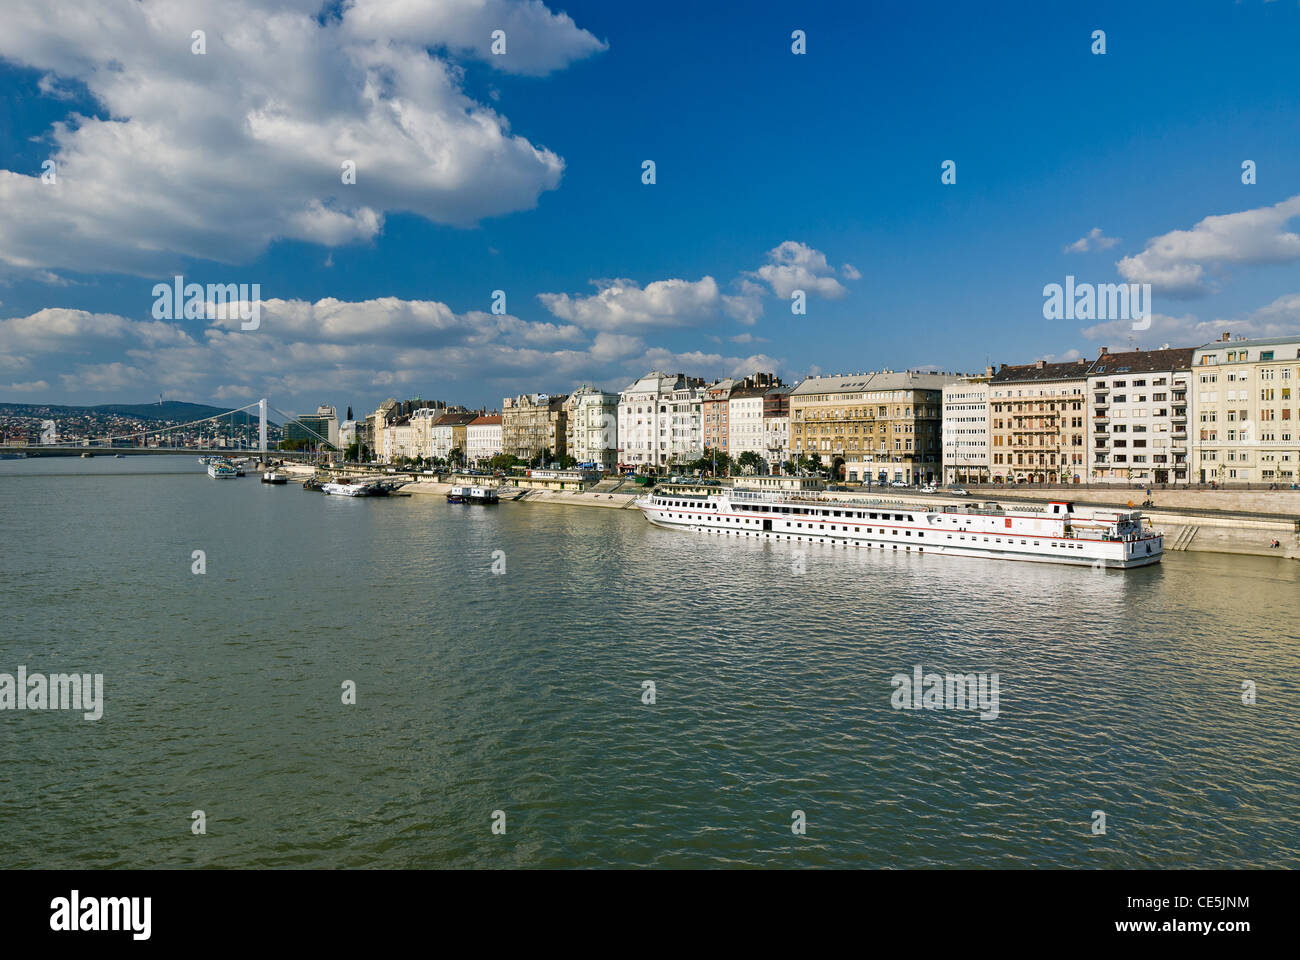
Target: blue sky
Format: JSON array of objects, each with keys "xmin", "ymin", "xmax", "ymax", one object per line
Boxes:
[{"xmin": 2, "ymin": 0, "xmax": 1300, "ymax": 417}]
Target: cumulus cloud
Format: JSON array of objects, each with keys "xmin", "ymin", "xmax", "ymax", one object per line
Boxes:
[
  {"xmin": 1064, "ymin": 227, "xmax": 1120, "ymax": 254},
  {"xmin": 1116, "ymin": 194, "xmax": 1300, "ymax": 296},
  {"xmin": 0, "ymin": 294, "xmax": 773, "ymax": 408},
  {"xmin": 537, "ymin": 277, "xmax": 725, "ymax": 331},
  {"xmin": 538, "ymin": 241, "xmax": 854, "ymax": 332},
  {"xmin": 1082, "ymin": 292, "xmax": 1300, "ymax": 348},
  {"xmin": 749, "ymin": 241, "xmax": 848, "ymax": 299},
  {"xmin": 639, "ymin": 347, "xmax": 782, "ymax": 381},
  {"xmin": 0, "ymin": 0, "xmax": 601, "ymax": 276},
  {"xmin": 341, "ymin": 0, "xmax": 608, "ymax": 76}
]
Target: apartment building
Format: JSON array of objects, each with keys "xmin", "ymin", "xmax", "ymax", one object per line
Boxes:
[
  {"xmin": 565, "ymin": 386, "xmax": 619, "ymax": 470},
  {"xmin": 429, "ymin": 412, "xmax": 479, "ymax": 462},
  {"xmin": 1087, "ymin": 346, "xmax": 1195, "ymax": 485},
  {"xmin": 1191, "ymin": 333, "xmax": 1300, "ymax": 484},
  {"xmin": 617, "ymin": 371, "xmax": 706, "ymax": 471},
  {"xmin": 701, "ymin": 378, "xmax": 736, "ymax": 455},
  {"xmin": 789, "ymin": 370, "xmax": 956, "ymax": 484},
  {"xmin": 502, "ymin": 393, "xmax": 568, "ymax": 461},
  {"xmin": 729, "ymin": 383, "xmax": 788, "ymax": 471},
  {"xmin": 941, "ymin": 371, "xmax": 993, "ymax": 485},
  {"xmin": 466, "ymin": 414, "xmax": 503, "ymax": 465},
  {"xmin": 988, "ymin": 360, "xmax": 1089, "ymax": 484}
]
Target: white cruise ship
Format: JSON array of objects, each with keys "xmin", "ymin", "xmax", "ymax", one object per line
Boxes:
[{"xmin": 636, "ymin": 479, "xmax": 1163, "ymax": 569}]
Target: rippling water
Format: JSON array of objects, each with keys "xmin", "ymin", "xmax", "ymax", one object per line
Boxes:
[{"xmin": 1, "ymin": 456, "xmax": 1296, "ymax": 868}]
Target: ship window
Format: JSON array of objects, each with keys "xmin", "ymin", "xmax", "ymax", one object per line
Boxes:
[{"xmin": 833, "ymin": 510, "xmax": 841, "ymax": 517}]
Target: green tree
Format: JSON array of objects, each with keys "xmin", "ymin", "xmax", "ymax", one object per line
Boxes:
[{"xmin": 737, "ymin": 450, "xmax": 762, "ymax": 474}]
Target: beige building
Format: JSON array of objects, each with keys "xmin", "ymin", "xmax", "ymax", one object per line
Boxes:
[
  {"xmin": 989, "ymin": 360, "xmax": 1089, "ymax": 484},
  {"xmin": 1087, "ymin": 346, "xmax": 1195, "ymax": 485},
  {"xmin": 788, "ymin": 370, "xmax": 957, "ymax": 484},
  {"xmin": 502, "ymin": 393, "xmax": 568, "ymax": 462},
  {"xmin": 430, "ymin": 412, "xmax": 478, "ymax": 463},
  {"xmin": 1191, "ymin": 334, "xmax": 1300, "ymax": 484}
]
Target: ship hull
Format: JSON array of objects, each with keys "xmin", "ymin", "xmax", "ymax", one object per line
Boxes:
[{"xmin": 637, "ymin": 493, "xmax": 1163, "ymax": 570}]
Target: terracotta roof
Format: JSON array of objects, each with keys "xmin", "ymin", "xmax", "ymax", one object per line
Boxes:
[{"xmin": 469, "ymin": 415, "xmax": 502, "ymax": 426}]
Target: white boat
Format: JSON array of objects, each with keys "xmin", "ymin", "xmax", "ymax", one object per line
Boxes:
[
  {"xmin": 447, "ymin": 484, "xmax": 498, "ymax": 504},
  {"xmin": 636, "ymin": 483, "xmax": 1163, "ymax": 569},
  {"xmin": 261, "ymin": 470, "xmax": 288, "ymax": 484},
  {"xmin": 208, "ymin": 461, "xmax": 237, "ymax": 479},
  {"xmin": 322, "ymin": 478, "xmax": 389, "ymax": 497}
]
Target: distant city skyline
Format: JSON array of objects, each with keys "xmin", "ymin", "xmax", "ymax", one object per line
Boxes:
[{"xmin": 3, "ymin": 0, "xmax": 1300, "ymax": 418}]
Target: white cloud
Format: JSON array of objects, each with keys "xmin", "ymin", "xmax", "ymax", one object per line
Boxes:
[
  {"xmin": 1116, "ymin": 194, "xmax": 1300, "ymax": 296},
  {"xmin": 1082, "ymin": 292, "xmax": 1300, "ymax": 348},
  {"xmin": 341, "ymin": 0, "xmax": 608, "ymax": 76},
  {"xmin": 0, "ymin": 294, "xmax": 754, "ymax": 407},
  {"xmin": 638, "ymin": 347, "xmax": 782, "ymax": 381},
  {"xmin": 538, "ymin": 277, "xmax": 725, "ymax": 331},
  {"xmin": 0, "ymin": 379, "xmax": 50, "ymax": 393},
  {"xmin": 1064, "ymin": 227, "xmax": 1120, "ymax": 254},
  {"xmin": 1032, "ymin": 349, "xmax": 1083, "ymax": 363},
  {"xmin": 0, "ymin": 0, "xmax": 600, "ymax": 276},
  {"xmin": 841, "ymin": 263, "xmax": 862, "ymax": 281},
  {"xmin": 750, "ymin": 241, "xmax": 847, "ymax": 299}
]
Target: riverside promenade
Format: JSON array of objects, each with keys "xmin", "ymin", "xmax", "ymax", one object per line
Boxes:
[{"xmin": 284, "ymin": 464, "xmax": 1300, "ymax": 559}]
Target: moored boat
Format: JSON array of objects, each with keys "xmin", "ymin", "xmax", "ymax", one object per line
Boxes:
[
  {"xmin": 261, "ymin": 470, "xmax": 288, "ymax": 484},
  {"xmin": 208, "ymin": 461, "xmax": 238, "ymax": 479},
  {"xmin": 447, "ymin": 484, "xmax": 498, "ymax": 504},
  {"xmin": 636, "ymin": 481, "xmax": 1163, "ymax": 569},
  {"xmin": 322, "ymin": 478, "xmax": 390, "ymax": 497}
]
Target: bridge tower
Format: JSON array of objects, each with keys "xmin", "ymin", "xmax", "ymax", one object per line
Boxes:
[{"xmin": 259, "ymin": 399, "xmax": 267, "ymax": 454}]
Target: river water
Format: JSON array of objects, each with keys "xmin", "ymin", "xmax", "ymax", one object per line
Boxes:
[{"xmin": 1, "ymin": 456, "xmax": 1296, "ymax": 868}]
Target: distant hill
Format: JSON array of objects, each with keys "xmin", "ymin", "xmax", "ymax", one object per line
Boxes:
[{"xmin": 0, "ymin": 400, "xmax": 278, "ymax": 426}]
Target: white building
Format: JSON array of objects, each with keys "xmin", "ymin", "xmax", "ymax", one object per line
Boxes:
[
  {"xmin": 566, "ymin": 386, "xmax": 619, "ymax": 470},
  {"xmin": 728, "ymin": 383, "xmax": 789, "ymax": 472},
  {"xmin": 1088, "ymin": 346, "xmax": 1196, "ymax": 485},
  {"xmin": 617, "ymin": 371, "xmax": 706, "ymax": 471},
  {"xmin": 338, "ymin": 419, "xmax": 358, "ymax": 452},
  {"xmin": 466, "ymin": 414, "xmax": 503, "ymax": 465},
  {"xmin": 942, "ymin": 374, "xmax": 992, "ymax": 484}
]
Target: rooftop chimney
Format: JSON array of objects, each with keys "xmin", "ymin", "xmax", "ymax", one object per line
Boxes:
[
  {"xmin": 1099, "ymin": 346, "xmax": 1108, "ymax": 356},
  {"xmin": 1221, "ymin": 331, "xmax": 1230, "ymax": 342},
  {"xmin": 1035, "ymin": 359, "xmax": 1046, "ymax": 369}
]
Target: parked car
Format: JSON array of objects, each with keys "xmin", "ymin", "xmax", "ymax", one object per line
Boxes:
[
  {"xmin": 946, "ymin": 485, "xmax": 970, "ymax": 496},
  {"xmin": 890, "ymin": 480, "xmax": 909, "ymax": 488},
  {"xmin": 919, "ymin": 484, "xmax": 938, "ymax": 494}
]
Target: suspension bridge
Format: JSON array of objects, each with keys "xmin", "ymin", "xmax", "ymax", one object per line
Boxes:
[{"xmin": 0, "ymin": 399, "xmax": 338, "ymax": 459}]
